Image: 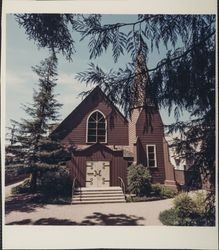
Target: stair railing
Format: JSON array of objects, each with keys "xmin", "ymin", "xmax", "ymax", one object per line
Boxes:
[
  {"xmin": 71, "ymin": 177, "xmax": 77, "ymax": 204},
  {"xmin": 118, "ymin": 177, "xmax": 126, "ymax": 196}
]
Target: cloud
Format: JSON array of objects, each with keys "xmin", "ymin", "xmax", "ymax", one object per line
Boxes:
[
  {"xmin": 5, "ymin": 70, "xmax": 96, "ymax": 127},
  {"xmin": 6, "ymin": 69, "xmax": 38, "ymax": 90},
  {"xmin": 6, "ymin": 73, "xmax": 24, "ymax": 86},
  {"xmin": 58, "ymin": 72, "xmax": 75, "ymax": 86},
  {"xmin": 57, "ymin": 72, "xmax": 94, "ymax": 92},
  {"xmin": 56, "ymin": 72, "xmax": 95, "ymax": 119}
]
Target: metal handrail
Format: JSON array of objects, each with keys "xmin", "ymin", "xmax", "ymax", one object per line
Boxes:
[
  {"xmin": 118, "ymin": 177, "xmax": 126, "ymax": 195},
  {"xmin": 71, "ymin": 177, "xmax": 77, "ymax": 204}
]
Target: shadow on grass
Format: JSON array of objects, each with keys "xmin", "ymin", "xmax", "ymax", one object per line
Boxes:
[
  {"xmin": 5, "ymin": 194, "xmax": 46, "ymax": 214},
  {"xmin": 6, "ymin": 212, "xmax": 145, "ymax": 225}
]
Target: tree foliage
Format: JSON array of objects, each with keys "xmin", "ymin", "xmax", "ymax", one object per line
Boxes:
[
  {"xmin": 15, "ymin": 14, "xmax": 76, "ymax": 60},
  {"xmin": 127, "ymin": 164, "xmax": 151, "ymax": 196},
  {"xmin": 159, "ymin": 192, "xmax": 215, "ymax": 226},
  {"xmin": 8, "ymin": 54, "xmax": 71, "ymax": 192}
]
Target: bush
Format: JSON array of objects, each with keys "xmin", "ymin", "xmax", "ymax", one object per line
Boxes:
[
  {"xmin": 126, "ymin": 194, "xmax": 163, "ymax": 202},
  {"xmin": 159, "ymin": 192, "xmax": 214, "ymax": 226},
  {"xmin": 38, "ymin": 168, "xmax": 72, "ymax": 197},
  {"xmin": 151, "ymin": 184, "xmax": 177, "ymax": 198},
  {"xmin": 151, "ymin": 183, "xmax": 162, "ymax": 196},
  {"xmin": 127, "ymin": 164, "xmax": 151, "ymax": 197},
  {"xmin": 159, "ymin": 208, "xmax": 179, "ymax": 225},
  {"xmin": 162, "ymin": 186, "xmax": 177, "ymax": 198},
  {"xmin": 12, "ymin": 168, "xmax": 72, "ymax": 199},
  {"xmin": 193, "ymin": 191, "xmax": 206, "ymax": 215},
  {"xmin": 174, "ymin": 193, "xmax": 196, "ymax": 217}
]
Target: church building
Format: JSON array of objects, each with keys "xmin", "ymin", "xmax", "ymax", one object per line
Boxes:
[{"xmin": 51, "ymin": 52, "xmax": 179, "ymax": 203}]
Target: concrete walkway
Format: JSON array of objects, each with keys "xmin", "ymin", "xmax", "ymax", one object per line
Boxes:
[
  {"xmin": 5, "ymin": 183, "xmax": 174, "ymax": 226},
  {"xmin": 5, "ymin": 181, "xmax": 25, "ymax": 198}
]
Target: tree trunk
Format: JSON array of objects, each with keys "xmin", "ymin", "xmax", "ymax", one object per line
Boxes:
[{"xmin": 30, "ymin": 171, "xmax": 37, "ymax": 193}]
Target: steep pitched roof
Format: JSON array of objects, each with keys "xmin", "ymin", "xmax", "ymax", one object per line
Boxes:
[
  {"xmin": 73, "ymin": 142, "xmax": 123, "ymax": 153},
  {"xmin": 51, "ymin": 85, "xmax": 128, "ymax": 139}
]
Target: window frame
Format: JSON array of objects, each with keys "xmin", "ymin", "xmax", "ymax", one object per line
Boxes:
[
  {"xmin": 86, "ymin": 110, "xmax": 107, "ymax": 144},
  {"xmin": 146, "ymin": 144, "xmax": 157, "ymax": 168}
]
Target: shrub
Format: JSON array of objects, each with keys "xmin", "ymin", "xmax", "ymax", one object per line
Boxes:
[
  {"xmin": 173, "ymin": 193, "xmax": 198, "ymax": 225},
  {"xmin": 127, "ymin": 164, "xmax": 151, "ymax": 197},
  {"xmin": 151, "ymin": 184, "xmax": 177, "ymax": 198},
  {"xmin": 159, "ymin": 208, "xmax": 179, "ymax": 225},
  {"xmin": 159, "ymin": 192, "xmax": 214, "ymax": 226},
  {"xmin": 151, "ymin": 183, "xmax": 162, "ymax": 196},
  {"xmin": 162, "ymin": 186, "xmax": 177, "ymax": 198},
  {"xmin": 174, "ymin": 193, "xmax": 196, "ymax": 216},
  {"xmin": 12, "ymin": 168, "xmax": 72, "ymax": 199},
  {"xmin": 39, "ymin": 168, "xmax": 72, "ymax": 197},
  {"xmin": 193, "ymin": 191, "xmax": 206, "ymax": 215}
]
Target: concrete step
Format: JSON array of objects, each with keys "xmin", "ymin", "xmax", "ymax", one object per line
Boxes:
[
  {"xmin": 72, "ymin": 199, "xmax": 126, "ymax": 204},
  {"xmin": 73, "ymin": 195, "xmax": 125, "ymax": 200},
  {"xmin": 72, "ymin": 186, "xmax": 126, "ymax": 204},
  {"xmin": 73, "ymin": 193, "xmax": 124, "ymax": 198},
  {"xmin": 74, "ymin": 191, "xmax": 123, "ymax": 196},
  {"xmin": 75, "ymin": 186, "xmax": 122, "ymax": 192}
]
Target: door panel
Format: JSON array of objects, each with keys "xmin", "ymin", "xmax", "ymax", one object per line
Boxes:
[{"xmin": 86, "ymin": 161, "xmax": 110, "ymax": 187}]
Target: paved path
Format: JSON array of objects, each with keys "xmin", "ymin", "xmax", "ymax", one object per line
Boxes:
[
  {"xmin": 5, "ymin": 181, "xmax": 25, "ymax": 198},
  {"xmin": 5, "ymin": 194, "xmax": 173, "ymax": 226}
]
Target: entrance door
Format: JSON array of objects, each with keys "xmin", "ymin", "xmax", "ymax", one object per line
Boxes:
[{"xmin": 86, "ymin": 161, "xmax": 110, "ymax": 187}]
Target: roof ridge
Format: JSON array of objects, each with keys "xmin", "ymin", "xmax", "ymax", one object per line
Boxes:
[{"xmin": 51, "ymin": 85, "xmax": 128, "ymax": 139}]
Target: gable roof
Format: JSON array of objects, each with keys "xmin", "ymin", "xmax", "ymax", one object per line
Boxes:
[
  {"xmin": 73, "ymin": 142, "xmax": 123, "ymax": 153},
  {"xmin": 51, "ymin": 86, "xmax": 128, "ymax": 139}
]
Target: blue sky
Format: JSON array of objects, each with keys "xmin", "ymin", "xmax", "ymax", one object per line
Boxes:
[{"xmin": 6, "ymin": 14, "xmax": 191, "ymax": 135}]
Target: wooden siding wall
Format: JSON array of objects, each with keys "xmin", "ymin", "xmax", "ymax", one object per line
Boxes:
[
  {"xmin": 68, "ymin": 144, "xmax": 128, "ymax": 188},
  {"xmin": 61, "ymin": 93, "xmax": 129, "ymax": 146},
  {"xmin": 136, "ymin": 109, "xmax": 166, "ymax": 184}
]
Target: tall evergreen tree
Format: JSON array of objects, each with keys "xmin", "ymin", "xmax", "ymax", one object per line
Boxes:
[{"xmin": 9, "ymin": 54, "xmax": 71, "ymax": 192}]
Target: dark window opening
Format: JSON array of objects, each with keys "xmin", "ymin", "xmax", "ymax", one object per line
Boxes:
[
  {"xmin": 146, "ymin": 145, "xmax": 157, "ymax": 168},
  {"xmin": 87, "ymin": 111, "xmax": 106, "ymax": 143}
]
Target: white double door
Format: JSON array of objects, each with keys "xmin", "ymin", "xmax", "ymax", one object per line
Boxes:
[{"xmin": 86, "ymin": 161, "xmax": 110, "ymax": 187}]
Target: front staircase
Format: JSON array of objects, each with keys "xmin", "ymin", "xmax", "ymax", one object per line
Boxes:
[{"xmin": 72, "ymin": 186, "xmax": 126, "ymax": 204}]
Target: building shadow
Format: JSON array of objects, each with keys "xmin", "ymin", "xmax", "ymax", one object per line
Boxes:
[
  {"xmin": 5, "ymin": 194, "xmax": 45, "ymax": 214},
  {"xmin": 6, "ymin": 212, "xmax": 145, "ymax": 226}
]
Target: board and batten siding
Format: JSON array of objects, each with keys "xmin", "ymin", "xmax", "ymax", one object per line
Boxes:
[
  {"xmin": 68, "ymin": 144, "xmax": 128, "ymax": 188},
  {"xmin": 136, "ymin": 109, "xmax": 166, "ymax": 184},
  {"xmin": 61, "ymin": 92, "xmax": 129, "ymax": 146}
]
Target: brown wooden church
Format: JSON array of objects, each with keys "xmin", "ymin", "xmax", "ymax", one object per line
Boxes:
[{"xmin": 52, "ymin": 53, "xmax": 177, "ymax": 193}]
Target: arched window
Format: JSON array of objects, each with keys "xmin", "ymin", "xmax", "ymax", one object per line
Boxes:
[{"xmin": 87, "ymin": 110, "xmax": 107, "ymax": 143}]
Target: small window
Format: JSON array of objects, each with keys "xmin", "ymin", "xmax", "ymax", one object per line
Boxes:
[
  {"xmin": 146, "ymin": 145, "xmax": 157, "ymax": 168},
  {"xmin": 87, "ymin": 111, "xmax": 107, "ymax": 143}
]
